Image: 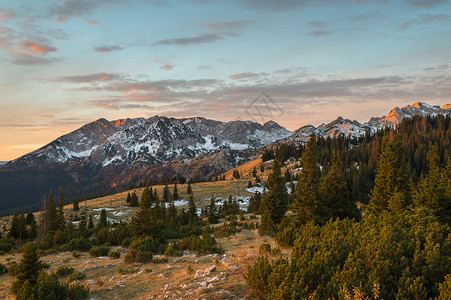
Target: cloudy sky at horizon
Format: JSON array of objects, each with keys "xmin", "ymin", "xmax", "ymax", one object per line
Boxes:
[{"xmin": 1, "ymin": 0, "xmax": 451, "ymax": 160}]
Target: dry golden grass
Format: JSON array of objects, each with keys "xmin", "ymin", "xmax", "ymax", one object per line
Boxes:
[
  {"xmin": 0, "ymin": 157, "xmax": 300, "ymax": 299},
  {"xmin": 0, "ymin": 214, "xmax": 290, "ymax": 300}
]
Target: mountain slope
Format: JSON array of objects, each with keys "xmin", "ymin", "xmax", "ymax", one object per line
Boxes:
[
  {"xmin": 0, "ymin": 101, "xmax": 449, "ymax": 213},
  {"xmin": 288, "ymin": 102, "xmax": 450, "ymax": 143},
  {"xmin": 0, "ymin": 116, "xmax": 291, "ymax": 213}
]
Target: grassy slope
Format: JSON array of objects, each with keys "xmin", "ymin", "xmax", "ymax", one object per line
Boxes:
[{"xmin": 0, "ymin": 157, "xmax": 297, "ymax": 299}]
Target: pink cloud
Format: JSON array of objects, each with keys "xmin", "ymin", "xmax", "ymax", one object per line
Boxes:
[
  {"xmin": 85, "ymin": 19, "xmax": 100, "ymax": 26},
  {"xmin": 161, "ymin": 64, "xmax": 174, "ymax": 70},
  {"xmin": 19, "ymin": 40, "xmax": 57, "ymax": 55},
  {"xmin": 0, "ymin": 8, "xmax": 15, "ymax": 23}
]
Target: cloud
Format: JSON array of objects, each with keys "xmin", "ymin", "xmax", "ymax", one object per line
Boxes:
[
  {"xmin": 93, "ymin": 45, "xmax": 123, "ymax": 52},
  {"xmin": 307, "ymin": 21, "xmax": 326, "ymax": 27},
  {"xmin": 203, "ymin": 20, "xmax": 251, "ymax": 31},
  {"xmin": 398, "ymin": 14, "xmax": 451, "ymax": 30},
  {"xmin": 154, "ymin": 33, "xmax": 234, "ymax": 46},
  {"xmin": 53, "ymin": 73, "xmax": 122, "ymax": 83},
  {"xmin": 0, "ymin": 8, "xmax": 15, "ymax": 22},
  {"xmin": 50, "ymin": 0, "xmax": 121, "ymax": 22},
  {"xmin": 308, "ymin": 30, "xmax": 333, "ymax": 36},
  {"xmin": 407, "ymin": 0, "xmax": 448, "ymax": 7},
  {"xmin": 229, "ymin": 72, "xmax": 261, "ymax": 80},
  {"xmin": 85, "ymin": 19, "xmax": 100, "ymax": 25},
  {"xmin": 161, "ymin": 64, "xmax": 174, "ymax": 70},
  {"xmin": 11, "ymin": 54, "xmax": 58, "ymax": 65},
  {"xmin": 87, "ymin": 99, "xmax": 122, "ymax": 110},
  {"xmin": 86, "ymin": 98, "xmax": 153, "ymax": 111},
  {"xmin": 19, "ymin": 40, "xmax": 57, "ymax": 55}
]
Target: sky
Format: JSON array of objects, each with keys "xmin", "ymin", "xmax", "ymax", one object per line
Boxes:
[{"xmin": 1, "ymin": 0, "xmax": 451, "ymax": 161}]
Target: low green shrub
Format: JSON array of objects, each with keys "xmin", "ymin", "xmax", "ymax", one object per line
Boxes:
[
  {"xmin": 89, "ymin": 245, "xmax": 110, "ymax": 257},
  {"xmin": 56, "ymin": 266, "xmax": 75, "ymax": 277},
  {"xmin": 108, "ymin": 250, "xmax": 120, "ymax": 259},
  {"xmin": 67, "ymin": 271, "xmax": 86, "ymax": 282}
]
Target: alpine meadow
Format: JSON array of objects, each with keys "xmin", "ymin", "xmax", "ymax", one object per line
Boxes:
[{"xmin": 1, "ymin": 1, "xmax": 451, "ymax": 299}]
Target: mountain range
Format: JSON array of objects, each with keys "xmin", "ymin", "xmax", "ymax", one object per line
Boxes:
[{"xmin": 0, "ymin": 101, "xmax": 450, "ymax": 213}]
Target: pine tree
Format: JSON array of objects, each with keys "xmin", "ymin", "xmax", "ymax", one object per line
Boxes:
[
  {"xmin": 126, "ymin": 192, "xmax": 131, "ymax": 204},
  {"xmin": 26, "ymin": 212, "xmax": 37, "ymax": 240},
  {"xmin": 259, "ymin": 159, "xmax": 287, "ymax": 234},
  {"xmin": 320, "ymin": 152, "xmax": 360, "ymax": 220},
  {"xmin": 188, "ymin": 195, "xmax": 199, "ymax": 226},
  {"xmin": 46, "ymin": 189, "xmax": 57, "ymax": 233},
  {"xmin": 292, "ymin": 135, "xmax": 324, "ymax": 224},
  {"xmin": 78, "ymin": 208, "xmax": 87, "ymax": 232},
  {"xmin": 258, "ymin": 210, "xmax": 275, "ymax": 236},
  {"xmin": 367, "ymin": 136, "xmax": 412, "ymax": 216},
  {"xmin": 129, "ymin": 191, "xmax": 139, "ymax": 207},
  {"xmin": 97, "ymin": 209, "xmax": 108, "ymax": 229},
  {"xmin": 166, "ymin": 200, "xmax": 178, "ymax": 227},
  {"xmin": 163, "ymin": 185, "xmax": 171, "ymax": 202},
  {"xmin": 248, "ymin": 192, "xmax": 262, "ymax": 213},
  {"xmin": 12, "ymin": 242, "xmax": 43, "ymax": 294},
  {"xmin": 284, "ymin": 168, "xmax": 291, "ymax": 183},
  {"xmin": 173, "ymin": 183, "xmax": 179, "ymax": 200},
  {"xmin": 38, "ymin": 196, "xmax": 48, "ymax": 240},
  {"xmin": 187, "ymin": 182, "xmax": 193, "ymax": 194},
  {"xmin": 25, "ymin": 211, "xmax": 34, "ymax": 225},
  {"xmin": 8, "ymin": 213, "xmax": 20, "ymax": 239},
  {"xmin": 131, "ymin": 187, "xmax": 163, "ymax": 238},
  {"xmin": 56, "ymin": 187, "xmax": 65, "ymax": 229},
  {"xmin": 87, "ymin": 214, "xmax": 94, "ymax": 229},
  {"xmin": 207, "ymin": 197, "xmax": 219, "ymax": 224},
  {"xmin": 416, "ymin": 146, "xmax": 450, "ymax": 224},
  {"xmin": 73, "ymin": 199, "xmax": 79, "ymax": 212},
  {"xmin": 252, "ymin": 166, "xmax": 257, "ymax": 177},
  {"xmin": 18, "ymin": 213, "xmax": 27, "ymax": 244}
]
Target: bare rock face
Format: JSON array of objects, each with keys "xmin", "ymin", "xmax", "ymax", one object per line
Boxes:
[{"xmin": 10, "ymin": 115, "xmax": 291, "ymax": 168}]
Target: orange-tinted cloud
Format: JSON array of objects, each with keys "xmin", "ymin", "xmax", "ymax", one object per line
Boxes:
[
  {"xmin": 0, "ymin": 8, "xmax": 15, "ymax": 22},
  {"xmin": 19, "ymin": 40, "xmax": 57, "ymax": 55},
  {"xmin": 86, "ymin": 19, "xmax": 100, "ymax": 26},
  {"xmin": 161, "ymin": 64, "xmax": 174, "ymax": 70}
]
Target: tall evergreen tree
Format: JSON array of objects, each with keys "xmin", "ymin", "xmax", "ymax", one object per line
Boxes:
[
  {"xmin": 166, "ymin": 200, "xmax": 178, "ymax": 227},
  {"xmin": 320, "ymin": 152, "xmax": 360, "ymax": 220},
  {"xmin": 207, "ymin": 197, "xmax": 219, "ymax": 224},
  {"xmin": 18, "ymin": 213, "xmax": 27, "ymax": 243},
  {"xmin": 163, "ymin": 185, "xmax": 171, "ymax": 202},
  {"xmin": 12, "ymin": 242, "xmax": 43, "ymax": 294},
  {"xmin": 126, "ymin": 192, "xmax": 131, "ymax": 204},
  {"xmin": 97, "ymin": 209, "xmax": 108, "ymax": 229},
  {"xmin": 187, "ymin": 195, "xmax": 199, "ymax": 226},
  {"xmin": 56, "ymin": 187, "xmax": 65, "ymax": 229},
  {"xmin": 129, "ymin": 191, "xmax": 139, "ymax": 207},
  {"xmin": 293, "ymin": 135, "xmax": 324, "ymax": 224},
  {"xmin": 264, "ymin": 159, "xmax": 287, "ymax": 224},
  {"xmin": 416, "ymin": 146, "xmax": 450, "ymax": 224},
  {"xmin": 367, "ymin": 136, "xmax": 412, "ymax": 216},
  {"xmin": 172, "ymin": 183, "xmax": 179, "ymax": 200},
  {"xmin": 87, "ymin": 214, "xmax": 94, "ymax": 229},
  {"xmin": 186, "ymin": 182, "xmax": 192, "ymax": 194},
  {"xmin": 131, "ymin": 187, "xmax": 163, "ymax": 238},
  {"xmin": 72, "ymin": 199, "xmax": 79, "ymax": 212},
  {"xmin": 38, "ymin": 196, "xmax": 48, "ymax": 239},
  {"xmin": 26, "ymin": 212, "xmax": 37, "ymax": 240},
  {"xmin": 248, "ymin": 192, "xmax": 262, "ymax": 213},
  {"xmin": 47, "ymin": 189, "xmax": 57, "ymax": 233},
  {"xmin": 78, "ymin": 209, "xmax": 87, "ymax": 232},
  {"xmin": 8, "ymin": 213, "xmax": 20, "ymax": 239}
]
